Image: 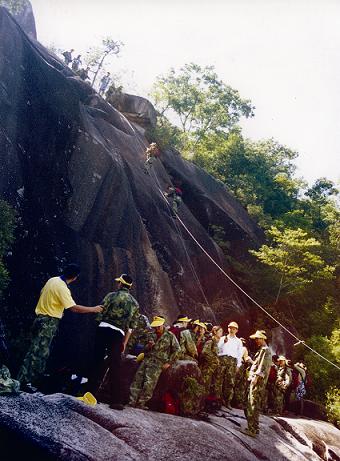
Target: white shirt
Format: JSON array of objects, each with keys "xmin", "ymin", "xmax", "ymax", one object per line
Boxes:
[
  {"xmin": 218, "ymin": 335, "xmax": 243, "ymax": 367},
  {"xmin": 99, "ymin": 321, "xmax": 124, "ymax": 336}
]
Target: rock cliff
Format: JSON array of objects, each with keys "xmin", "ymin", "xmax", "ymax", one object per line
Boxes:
[
  {"xmin": 0, "ymin": 5, "xmax": 262, "ymax": 336},
  {"xmin": 0, "ymin": 394, "xmax": 339, "ymax": 461}
]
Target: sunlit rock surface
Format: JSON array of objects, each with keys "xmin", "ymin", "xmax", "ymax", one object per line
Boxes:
[
  {"xmin": 0, "ymin": 6, "xmax": 262, "ymax": 332},
  {"xmin": 0, "ymin": 393, "xmax": 339, "ymax": 461}
]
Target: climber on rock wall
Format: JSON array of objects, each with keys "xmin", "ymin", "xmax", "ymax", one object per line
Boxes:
[{"xmin": 144, "ymin": 142, "xmax": 160, "ymax": 174}]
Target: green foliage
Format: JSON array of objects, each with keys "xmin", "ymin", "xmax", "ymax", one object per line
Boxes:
[
  {"xmin": 151, "ymin": 63, "xmax": 254, "ymax": 154},
  {"xmin": 0, "ymin": 200, "xmax": 15, "ymax": 297},
  {"xmin": 0, "ymin": 0, "xmax": 26, "ymax": 15},
  {"xmin": 326, "ymin": 387, "xmax": 340, "ymax": 428},
  {"xmin": 303, "ymin": 330, "xmax": 340, "ymax": 403},
  {"xmin": 250, "ymin": 226, "xmax": 335, "ymax": 299},
  {"xmin": 193, "ymin": 133, "xmax": 302, "ymax": 221},
  {"xmin": 84, "ymin": 37, "xmax": 123, "ymax": 87}
]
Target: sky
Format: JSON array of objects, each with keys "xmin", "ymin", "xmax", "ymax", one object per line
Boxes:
[{"xmin": 30, "ymin": 0, "xmax": 340, "ymax": 186}]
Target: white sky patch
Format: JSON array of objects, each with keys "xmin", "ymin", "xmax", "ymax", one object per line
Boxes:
[{"xmin": 30, "ymin": 0, "xmax": 340, "ymax": 186}]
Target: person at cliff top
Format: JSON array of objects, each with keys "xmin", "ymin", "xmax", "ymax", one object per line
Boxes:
[
  {"xmin": 62, "ymin": 49, "xmax": 74, "ymax": 65},
  {"xmin": 78, "ymin": 66, "xmax": 91, "ymax": 81},
  {"xmin": 169, "ymin": 316, "xmax": 198, "ymax": 362},
  {"xmin": 144, "ymin": 142, "xmax": 160, "ymax": 173},
  {"xmin": 71, "ymin": 54, "xmax": 82, "ymax": 72},
  {"xmin": 88, "ymin": 274, "xmax": 139, "ymax": 410},
  {"xmin": 241, "ymin": 330, "xmax": 272, "ymax": 438},
  {"xmin": 129, "ymin": 315, "xmax": 180, "ymax": 410},
  {"xmin": 17, "ymin": 264, "xmax": 103, "ymax": 393},
  {"xmin": 215, "ymin": 321, "xmax": 243, "ymax": 410},
  {"xmin": 272, "ymin": 356, "xmax": 291, "ymax": 416},
  {"xmin": 99, "ymin": 72, "xmax": 111, "ymax": 96}
]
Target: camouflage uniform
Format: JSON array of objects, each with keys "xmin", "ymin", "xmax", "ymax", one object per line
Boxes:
[
  {"xmin": 126, "ymin": 314, "xmax": 151, "ymax": 355},
  {"xmin": 179, "ymin": 329, "xmax": 198, "ymax": 361},
  {"xmin": 17, "ymin": 316, "xmax": 60, "ymax": 386},
  {"xmin": 199, "ymin": 338, "xmax": 219, "ymax": 395},
  {"xmin": 90, "ymin": 287, "xmax": 139, "ymax": 405},
  {"xmin": 244, "ymin": 345, "xmax": 272, "ymax": 435},
  {"xmin": 273, "ymin": 365, "xmax": 291, "ymax": 415},
  {"xmin": 0, "ymin": 365, "xmax": 20, "ymax": 395},
  {"xmin": 233, "ymin": 357, "xmax": 249, "ymax": 407},
  {"xmin": 129, "ymin": 329, "xmax": 180, "ymax": 408}
]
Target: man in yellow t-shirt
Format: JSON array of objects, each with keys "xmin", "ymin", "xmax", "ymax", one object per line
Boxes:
[{"xmin": 17, "ymin": 264, "xmax": 103, "ymax": 393}]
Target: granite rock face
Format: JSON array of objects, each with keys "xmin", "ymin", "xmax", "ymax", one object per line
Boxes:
[
  {"xmin": 2, "ymin": 0, "xmax": 36, "ymax": 38},
  {"xmin": 0, "ymin": 7, "xmax": 266, "ymax": 371},
  {"xmin": 0, "ymin": 7, "xmax": 261, "ymax": 322},
  {"xmin": 0, "ymin": 393, "xmax": 339, "ymax": 461}
]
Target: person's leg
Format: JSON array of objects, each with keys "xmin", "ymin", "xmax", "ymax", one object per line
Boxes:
[
  {"xmin": 129, "ymin": 361, "xmax": 146, "ymax": 406},
  {"xmin": 213, "ymin": 356, "xmax": 226, "ymax": 401},
  {"xmin": 87, "ymin": 327, "xmax": 110, "ymax": 394},
  {"xmin": 136, "ymin": 362, "xmax": 163, "ymax": 407},
  {"xmin": 223, "ymin": 357, "xmax": 237, "ymax": 407},
  {"xmin": 17, "ymin": 316, "xmax": 59, "ymax": 387},
  {"xmin": 245, "ymin": 380, "xmax": 264, "ymax": 435},
  {"xmin": 106, "ymin": 329, "xmax": 124, "ymax": 405}
]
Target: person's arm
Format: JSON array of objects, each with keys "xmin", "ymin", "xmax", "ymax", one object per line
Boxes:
[
  {"xmin": 69, "ymin": 304, "xmax": 103, "ymax": 314},
  {"xmin": 236, "ymin": 339, "xmax": 243, "ymax": 368},
  {"xmin": 122, "ymin": 329, "xmax": 132, "ymax": 353},
  {"xmin": 163, "ymin": 333, "xmax": 181, "ymax": 370}
]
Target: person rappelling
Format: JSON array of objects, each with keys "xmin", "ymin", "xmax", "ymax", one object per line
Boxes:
[
  {"xmin": 164, "ymin": 184, "xmax": 183, "ymax": 218},
  {"xmin": 144, "ymin": 142, "xmax": 160, "ymax": 174}
]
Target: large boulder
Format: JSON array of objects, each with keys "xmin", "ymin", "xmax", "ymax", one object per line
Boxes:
[
  {"xmin": 0, "ymin": 7, "xmax": 262, "ymax": 371},
  {"xmin": 2, "ymin": 0, "xmax": 36, "ymax": 38},
  {"xmin": 106, "ymin": 88, "xmax": 157, "ymax": 130},
  {"xmin": 97, "ymin": 356, "xmax": 204, "ymax": 416},
  {"xmin": 0, "ymin": 393, "xmax": 339, "ymax": 460}
]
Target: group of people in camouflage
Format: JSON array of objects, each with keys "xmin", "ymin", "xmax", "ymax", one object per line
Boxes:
[
  {"xmin": 0, "ymin": 264, "xmax": 308, "ymax": 439},
  {"xmin": 126, "ymin": 314, "xmax": 273, "ymax": 438},
  {"xmin": 264, "ymin": 354, "xmax": 308, "ymax": 417}
]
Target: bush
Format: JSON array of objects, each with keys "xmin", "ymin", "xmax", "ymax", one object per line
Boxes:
[{"xmin": 325, "ymin": 387, "xmax": 340, "ymax": 428}]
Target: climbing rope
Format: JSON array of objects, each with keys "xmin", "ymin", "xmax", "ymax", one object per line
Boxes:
[
  {"xmin": 150, "ymin": 170, "xmax": 340, "ymax": 372},
  {"xmin": 150, "ymin": 167, "xmax": 211, "ymax": 308},
  {"xmin": 107, "ymin": 112, "xmax": 340, "ymax": 372},
  {"xmin": 121, "ymin": 117, "xmax": 211, "ymax": 310}
]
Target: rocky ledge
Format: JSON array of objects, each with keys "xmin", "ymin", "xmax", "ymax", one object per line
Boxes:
[{"xmin": 0, "ymin": 393, "xmax": 339, "ymax": 461}]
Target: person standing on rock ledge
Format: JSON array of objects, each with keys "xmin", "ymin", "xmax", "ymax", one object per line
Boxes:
[
  {"xmin": 241, "ymin": 330, "xmax": 272, "ymax": 438},
  {"xmin": 129, "ymin": 315, "xmax": 180, "ymax": 410},
  {"xmin": 88, "ymin": 274, "xmax": 139, "ymax": 410},
  {"xmin": 216, "ymin": 321, "xmax": 243, "ymax": 410},
  {"xmin": 17, "ymin": 264, "xmax": 103, "ymax": 394}
]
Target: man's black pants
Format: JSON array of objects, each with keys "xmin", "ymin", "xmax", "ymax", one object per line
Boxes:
[{"xmin": 89, "ymin": 326, "xmax": 123, "ymax": 405}]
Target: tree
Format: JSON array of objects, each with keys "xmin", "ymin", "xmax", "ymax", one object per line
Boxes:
[
  {"xmin": 151, "ymin": 63, "xmax": 254, "ymax": 154},
  {"xmin": 250, "ymin": 226, "xmax": 335, "ymax": 303},
  {"xmin": 85, "ymin": 37, "xmax": 123, "ymax": 88},
  {"xmin": 193, "ymin": 133, "xmax": 302, "ymax": 222},
  {"xmin": 0, "ymin": 200, "xmax": 15, "ymax": 297},
  {"xmin": 0, "ymin": 0, "xmax": 26, "ymax": 15}
]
